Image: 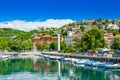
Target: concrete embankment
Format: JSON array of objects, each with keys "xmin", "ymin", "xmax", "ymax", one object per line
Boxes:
[{"xmin": 41, "ymin": 52, "xmax": 120, "ymax": 64}]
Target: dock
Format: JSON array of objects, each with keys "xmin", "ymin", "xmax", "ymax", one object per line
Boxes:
[{"xmin": 41, "ymin": 52, "xmax": 120, "ymax": 63}]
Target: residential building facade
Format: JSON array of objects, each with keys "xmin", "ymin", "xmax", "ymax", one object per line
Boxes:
[
  {"xmin": 104, "ymin": 33, "xmax": 114, "ymax": 48},
  {"xmin": 66, "ymin": 31, "xmax": 82, "ymax": 45},
  {"xmin": 32, "ymin": 35, "xmax": 63, "ymax": 47}
]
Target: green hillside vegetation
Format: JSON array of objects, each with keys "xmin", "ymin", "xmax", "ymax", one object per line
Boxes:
[
  {"xmin": 0, "ymin": 28, "xmax": 36, "ymax": 51},
  {"xmin": 0, "ymin": 28, "xmax": 60, "ymax": 51},
  {"xmin": 0, "ymin": 28, "xmax": 36, "ymax": 38}
]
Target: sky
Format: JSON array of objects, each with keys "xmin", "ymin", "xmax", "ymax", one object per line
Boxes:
[
  {"xmin": 0, "ymin": 0, "xmax": 120, "ymax": 21},
  {"xmin": 0, "ymin": 0, "xmax": 120, "ymax": 31}
]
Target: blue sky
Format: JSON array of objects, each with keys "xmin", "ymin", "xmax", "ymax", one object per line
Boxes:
[{"xmin": 0, "ymin": 0, "xmax": 120, "ymax": 21}]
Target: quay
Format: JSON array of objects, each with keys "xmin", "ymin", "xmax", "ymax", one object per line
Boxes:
[
  {"xmin": 41, "ymin": 52, "xmax": 120, "ymax": 63},
  {"xmin": 1, "ymin": 51, "xmax": 120, "ymax": 64}
]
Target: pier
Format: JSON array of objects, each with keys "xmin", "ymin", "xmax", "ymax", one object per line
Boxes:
[{"xmin": 41, "ymin": 52, "xmax": 120, "ymax": 63}]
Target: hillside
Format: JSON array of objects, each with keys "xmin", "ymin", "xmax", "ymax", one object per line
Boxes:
[{"xmin": 0, "ymin": 28, "xmax": 36, "ymax": 38}]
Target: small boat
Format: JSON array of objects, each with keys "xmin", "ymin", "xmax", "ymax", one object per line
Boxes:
[
  {"xmin": 74, "ymin": 64, "xmax": 85, "ymax": 67},
  {"xmin": 97, "ymin": 62, "xmax": 113, "ymax": 68},
  {"xmin": 64, "ymin": 58, "xmax": 72, "ymax": 62},
  {"xmin": 105, "ymin": 64, "xmax": 120, "ymax": 69},
  {"xmin": 91, "ymin": 61, "xmax": 101, "ymax": 67},
  {"xmin": 0, "ymin": 55, "xmax": 9, "ymax": 60},
  {"xmin": 75, "ymin": 59, "xmax": 89, "ymax": 65},
  {"xmin": 85, "ymin": 61, "xmax": 95, "ymax": 66},
  {"xmin": 43, "ymin": 55, "xmax": 49, "ymax": 59},
  {"xmin": 58, "ymin": 56, "xmax": 65, "ymax": 61},
  {"xmin": 74, "ymin": 59, "xmax": 89, "ymax": 67},
  {"xmin": 70, "ymin": 58, "xmax": 79, "ymax": 63},
  {"xmin": 97, "ymin": 62, "xmax": 106, "ymax": 68},
  {"xmin": 49, "ymin": 56, "xmax": 57, "ymax": 60}
]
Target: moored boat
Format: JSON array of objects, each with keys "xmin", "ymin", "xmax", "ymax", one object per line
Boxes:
[
  {"xmin": 75, "ymin": 59, "xmax": 89, "ymax": 65},
  {"xmin": 91, "ymin": 61, "xmax": 101, "ymax": 67},
  {"xmin": 70, "ymin": 58, "xmax": 79, "ymax": 63},
  {"xmin": 105, "ymin": 64, "xmax": 120, "ymax": 69},
  {"xmin": 85, "ymin": 61, "xmax": 95, "ymax": 66},
  {"xmin": 74, "ymin": 59, "xmax": 89, "ymax": 67}
]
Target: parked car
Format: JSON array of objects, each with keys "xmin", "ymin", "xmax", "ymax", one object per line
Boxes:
[
  {"xmin": 113, "ymin": 50, "xmax": 120, "ymax": 57},
  {"xmin": 89, "ymin": 52, "xmax": 97, "ymax": 55}
]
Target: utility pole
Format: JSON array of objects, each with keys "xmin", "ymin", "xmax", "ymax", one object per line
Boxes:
[{"xmin": 58, "ymin": 30, "xmax": 61, "ymax": 51}]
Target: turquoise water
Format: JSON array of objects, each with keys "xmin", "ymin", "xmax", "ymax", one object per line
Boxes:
[{"xmin": 0, "ymin": 58, "xmax": 119, "ymax": 80}]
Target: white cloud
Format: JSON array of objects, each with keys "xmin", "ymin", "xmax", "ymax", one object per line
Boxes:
[{"xmin": 0, "ymin": 19, "xmax": 75, "ymax": 31}]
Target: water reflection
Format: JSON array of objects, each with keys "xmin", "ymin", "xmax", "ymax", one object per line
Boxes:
[
  {"xmin": 58, "ymin": 61, "xmax": 61, "ymax": 80},
  {"xmin": 0, "ymin": 58, "xmax": 119, "ymax": 80}
]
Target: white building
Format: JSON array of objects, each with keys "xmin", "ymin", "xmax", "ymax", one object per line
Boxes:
[
  {"xmin": 66, "ymin": 31, "xmax": 82, "ymax": 45},
  {"xmin": 107, "ymin": 23, "xmax": 119, "ymax": 30}
]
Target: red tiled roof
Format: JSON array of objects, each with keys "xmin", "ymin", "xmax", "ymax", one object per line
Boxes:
[
  {"xmin": 114, "ymin": 34, "xmax": 120, "ymax": 38},
  {"xmin": 71, "ymin": 34, "xmax": 78, "ymax": 38},
  {"xmin": 42, "ymin": 35, "xmax": 52, "ymax": 38},
  {"xmin": 32, "ymin": 36, "xmax": 40, "ymax": 40},
  {"xmin": 52, "ymin": 37, "xmax": 58, "ymax": 38}
]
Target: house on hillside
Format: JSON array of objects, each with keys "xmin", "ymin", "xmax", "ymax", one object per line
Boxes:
[
  {"xmin": 31, "ymin": 35, "xmax": 63, "ymax": 47},
  {"xmin": 114, "ymin": 34, "xmax": 120, "ymax": 38},
  {"xmin": 84, "ymin": 26, "xmax": 92, "ymax": 31},
  {"xmin": 112, "ymin": 34, "xmax": 120, "ymax": 57},
  {"xmin": 66, "ymin": 31, "xmax": 82, "ymax": 45},
  {"xmin": 82, "ymin": 19, "xmax": 95, "ymax": 24},
  {"xmin": 107, "ymin": 23, "xmax": 119, "ymax": 31},
  {"xmin": 104, "ymin": 33, "xmax": 114, "ymax": 48}
]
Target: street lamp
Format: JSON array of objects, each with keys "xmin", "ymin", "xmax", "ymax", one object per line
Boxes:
[{"xmin": 58, "ymin": 30, "xmax": 61, "ymax": 51}]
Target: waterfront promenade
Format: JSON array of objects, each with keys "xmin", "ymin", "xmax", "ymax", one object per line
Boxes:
[
  {"xmin": 41, "ymin": 52, "xmax": 120, "ymax": 63},
  {"xmin": 1, "ymin": 51, "xmax": 120, "ymax": 63}
]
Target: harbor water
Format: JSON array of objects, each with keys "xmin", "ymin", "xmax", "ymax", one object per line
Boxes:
[{"xmin": 0, "ymin": 58, "xmax": 120, "ymax": 80}]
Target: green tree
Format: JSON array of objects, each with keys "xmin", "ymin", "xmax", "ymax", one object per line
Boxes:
[
  {"xmin": 50, "ymin": 42, "xmax": 58, "ymax": 50},
  {"xmin": 0, "ymin": 37, "xmax": 8, "ymax": 50},
  {"xmin": 74, "ymin": 38, "xmax": 82, "ymax": 52},
  {"xmin": 111, "ymin": 38, "xmax": 120, "ymax": 50},
  {"xmin": 64, "ymin": 44, "xmax": 75, "ymax": 53},
  {"xmin": 21, "ymin": 39, "xmax": 33, "ymax": 51},
  {"xmin": 60, "ymin": 41, "xmax": 66, "ymax": 50},
  {"xmin": 80, "ymin": 25, "xmax": 86, "ymax": 32},
  {"xmin": 41, "ymin": 44, "xmax": 50, "ymax": 51},
  {"xmin": 82, "ymin": 28, "xmax": 106, "ymax": 51}
]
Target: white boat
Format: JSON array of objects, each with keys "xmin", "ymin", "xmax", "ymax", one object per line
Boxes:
[
  {"xmin": 97, "ymin": 62, "xmax": 106, "ymax": 67},
  {"xmin": 71, "ymin": 58, "xmax": 79, "ymax": 63},
  {"xmin": 91, "ymin": 61, "xmax": 101, "ymax": 67},
  {"xmin": 0, "ymin": 55, "xmax": 10, "ymax": 60},
  {"xmin": 43, "ymin": 55, "xmax": 50, "ymax": 59},
  {"xmin": 49, "ymin": 56, "xmax": 56, "ymax": 60},
  {"xmin": 75, "ymin": 59, "xmax": 89, "ymax": 67},
  {"xmin": 64, "ymin": 58, "xmax": 72, "ymax": 62},
  {"xmin": 97, "ymin": 62, "xmax": 113, "ymax": 68},
  {"xmin": 75, "ymin": 59, "xmax": 89, "ymax": 64},
  {"xmin": 1, "ymin": 55, "xmax": 9, "ymax": 58},
  {"xmin": 105, "ymin": 64, "xmax": 120, "ymax": 69},
  {"xmin": 85, "ymin": 61, "xmax": 95, "ymax": 66}
]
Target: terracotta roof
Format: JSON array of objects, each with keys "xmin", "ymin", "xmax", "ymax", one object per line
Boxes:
[
  {"xmin": 114, "ymin": 34, "xmax": 120, "ymax": 38},
  {"xmin": 71, "ymin": 34, "xmax": 78, "ymax": 38},
  {"xmin": 104, "ymin": 33, "xmax": 113, "ymax": 36},
  {"xmin": 32, "ymin": 36, "xmax": 40, "ymax": 40},
  {"xmin": 52, "ymin": 37, "xmax": 58, "ymax": 38},
  {"xmin": 42, "ymin": 35, "xmax": 52, "ymax": 38}
]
